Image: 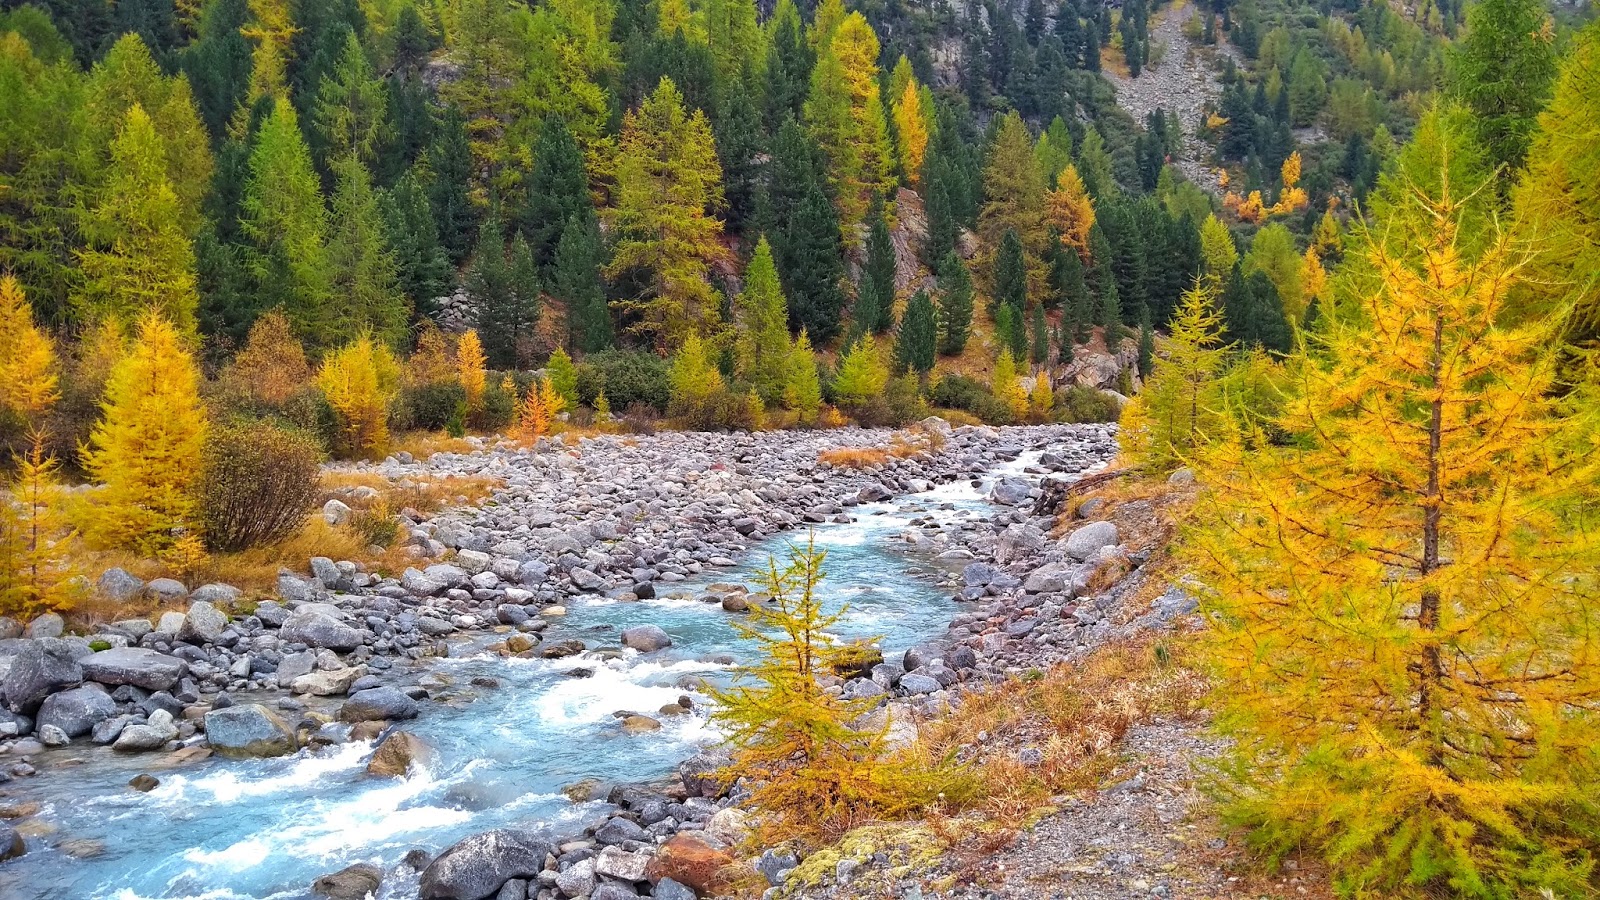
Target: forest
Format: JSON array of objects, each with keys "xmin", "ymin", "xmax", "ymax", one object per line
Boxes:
[{"xmin": 1, "ymin": 0, "xmax": 1599, "ymax": 894}]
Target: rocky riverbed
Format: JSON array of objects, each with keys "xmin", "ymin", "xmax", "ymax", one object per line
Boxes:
[{"xmin": 0, "ymin": 421, "xmax": 1129, "ymax": 899}]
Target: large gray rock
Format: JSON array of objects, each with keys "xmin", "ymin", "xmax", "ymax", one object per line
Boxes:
[
  {"xmin": 678, "ymin": 749, "xmax": 731, "ymax": 798},
  {"xmin": 97, "ymin": 567, "xmax": 145, "ymax": 602},
  {"xmin": 178, "ymin": 600, "xmax": 227, "ymax": 644},
  {"xmin": 25, "ymin": 613, "xmax": 63, "ymax": 639},
  {"xmin": 1064, "ymin": 520, "xmax": 1120, "ymax": 561},
  {"xmin": 37, "ymin": 684, "xmax": 116, "ymax": 739},
  {"xmin": 995, "ymin": 523, "xmax": 1047, "ymax": 564},
  {"xmin": 593, "ymin": 846, "xmax": 650, "ymax": 881},
  {"xmin": 81, "ymin": 648, "xmax": 188, "ymax": 692},
  {"xmin": 145, "ymin": 578, "xmax": 188, "ymax": 604},
  {"xmin": 961, "ymin": 562, "xmax": 1001, "ymax": 587},
  {"xmin": 280, "ymin": 606, "xmax": 366, "ymax": 651},
  {"xmin": 291, "ymin": 666, "xmax": 366, "ymax": 696},
  {"xmin": 990, "ymin": 476, "xmax": 1033, "ymax": 505},
  {"xmin": 338, "ymin": 687, "xmax": 418, "ymax": 723},
  {"xmin": 190, "ymin": 583, "xmax": 241, "ymax": 606},
  {"xmin": 0, "ymin": 639, "xmax": 83, "ymax": 714},
  {"xmin": 204, "ymin": 704, "xmax": 297, "ymax": 758},
  {"xmin": 552, "ymin": 858, "xmax": 595, "ymax": 898},
  {"xmin": 0, "ymin": 823, "xmax": 23, "ymax": 862},
  {"xmin": 323, "ymin": 499, "xmax": 353, "ymax": 526},
  {"xmin": 620, "ymin": 625, "xmax": 671, "ymax": 652},
  {"xmin": 113, "ymin": 709, "xmax": 178, "ymax": 752},
  {"xmin": 313, "ymin": 862, "xmax": 382, "ymax": 899},
  {"xmin": 418, "ymin": 829, "xmax": 552, "ymax": 900}
]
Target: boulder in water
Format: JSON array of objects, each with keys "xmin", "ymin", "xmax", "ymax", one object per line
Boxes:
[
  {"xmin": 0, "ymin": 638, "xmax": 83, "ymax": 714},
  {"xmin": 367, "ymin": 731, "xmax": 429, "ymax": 778},
  {"xmin": 38, "ymin": 683, "xmax": 116, "ymax": 739},
  {"xmin": 0, "ymin": 823, "xmax": 23, "ymax": 862},
  {"xmin": 620, "ymin": 625, "xmax": 671, "ymax": 652},
  {"xmin": 339, "ymin": 687, "xmax": 419, "ymax": 723},
  {"xmin": 204, "ymin": 704, "xmax": 297, "ymax": 758},
  {"xmin": 113, "ymin": 709, "xmax": 177, "ymax": 752},
  {"xmin": 312, "ymin": 862, "xmax": 382, "ymax": 899},
  {"xmin": 418, "ymin": 828, "xmax": 551, "ymax": 900},
  {"xmin": 990, "ymin": 476, "xmax": 1033, "ymax": 505}
]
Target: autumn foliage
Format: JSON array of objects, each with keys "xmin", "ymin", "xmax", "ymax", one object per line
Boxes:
[{"xmin": 318, "ymin": 333, "xmax": 400, "ymax": 460}]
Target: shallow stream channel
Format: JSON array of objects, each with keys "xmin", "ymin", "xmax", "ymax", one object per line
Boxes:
[{"xmin": 1, "ymin": 453, "xmax": 1050, "ymax": 900}]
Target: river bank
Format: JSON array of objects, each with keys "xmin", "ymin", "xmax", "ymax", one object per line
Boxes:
[{"xmin": 0, "ymin": 421, "xmax": 1120, "ymax": 899}]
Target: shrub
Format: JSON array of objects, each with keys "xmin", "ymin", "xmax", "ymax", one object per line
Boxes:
[
  {"xmin": 575, "ymin": 350, "xmax": 670, "ymax": 413},
  {"xmin": 345, "ymin": 499, "xmax": 400, "ymax": 548},
  {"xmin": 1055, "ymin": 384, "xmax": 1120, "ymax": 423},
  {"xmin": 398, "ymin": 380, "xmax": 468, "ymax": 432},
  {"xmin": 479, "ymin": 375, "xmax": 518, "ymax": 429},
  {"xmin": 929, "ymin": 374, "xmax": 1008, "ymax": 423},
  {"xmin": 199, "ymin": 422, "xmax": 322, "ymax": 552},
  {"xmin": 317, "ymin": 334, "xmax": 401, "ymax": 460}
]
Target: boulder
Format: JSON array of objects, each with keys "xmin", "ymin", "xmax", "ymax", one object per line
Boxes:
[
  {"xmin": 96, "ymin": 567, "xmax": 145, "ymax": 602},
  {"xmin": 0, "ymin": 824, "xmax": 23, "ymax": 862},
  {"xmin": 309, "ymin": 557, "xmax": 342, "ymax": 590},
  {"xmin": 678, "ymin": 750, "xmax": 730, "ymax": 798},
  {"xmin": 418, "ymin": 829, "xmax": 551, "ymax": 900},
  {"xmin": 37, "ymin": 684, "xmax": 116, "ymax": 739},
  {"xmin": 989, "ymin": 476, "xmax": 1033, "ymax": 505},
  {"xmin": 646, "ymin": 834, "xmax": 735, "ymax": 895},
  {"xmin": 594, "ymin": 816, "xmax": 650, "ymax": 845},
  {"xmin": 113, "ymin": 709, "xmax": 178, "ymax": 752},
  {"xmin": 0, "ymin": 618, "xmax": 19, "ymax": 640},
  {"xmin": 313, "ymin": 862, "xmax": 382, "ymax": 899},
  {"xmin": 594, "ymin": 846, "xmax": 650, "ymax": 881},
  {"xmin": 80, "ymin": 647, "xmax": 188, "ymax": 692},
  {"xmin": 961, "ymin": 562, "xmax": 1001, "ymax": 587},
  {"xmin": 620, "ymin": 714, "xmax": 660, "ymax": 733},
  {"xmin": 995, "ymin": 523, "xmax": 1047, "ymax": 564},
  {"xmin": 367, "ymin": 730, "xmax": 430, "ymax": 777},
  {"xmin": 553, "ymin": 859, "xmax": 596, "ymax": 898},
  {"xmin": 190, "ymin": 583, "xmax": 241, "ymax": 606},
  {"xmin": 146, "ymin": 578, "xmax": 189, "ymax": 604},
  {"xmin": 620, "ymin": 625, "xmax": 671, "ymax": 652},
  {"xmin": 339, "ymin": 687, "xmax": 419, "ymax": 723},
  {"xmin": 653, "ymin": 878, "xmax": 695, "ymax": 900},
  {"xmin": 25, "ymin": 613, "xmax": 63, "ymax": 639},
  {"xmin": 0, "ymin": 638, "xmax": 84, "ymax": 714},
  {"xmin": 291, "ymin": 667, "xmax": 367, "ymax": 697},
  {"xmin": 280, "ymin": 607, "xmax": 366, "ymax": 652},
  {"xmin": 1064, "ymin": 520, "xmax": 1120, "ymax": 561},
  {"xmin": 177, "ymin": 600, "xmax": 227, "ymax": 644},
  {"xmin": 323, "ymin": 499, "xmax": 353, "ymax": 526},
  {"xmin": 899, "ymin": 674, "xmax": 942, "ymax": 695},
  {"xmin": 204, "ymin": 704, "xmax": 298, "ymax": 758},
  {"xmin": 156, "ymin": 611, "xmax": 186, "ymax": 634},
  {"xmin": 705, "ymin": 806, "xmax": 751, "ymax": 846}
]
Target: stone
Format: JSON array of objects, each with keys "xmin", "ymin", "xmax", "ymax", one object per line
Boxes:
[
  {"xmin": 339, "ymin": 687, "xmax": 419, "ymax": 723},
  {"xmin": 1167, "ymin": 467, "xmax": 1195, "ymax": 485},
  {"xmin": 204, "ymin": 704, "xmax": 297, "ymax": 758},
  {"xmin": 594, "ymin": 816, "xmax": 649, "ymax": 845},
  {"xmin": 309, "ymin": 557, "xmax": 342, "ymax": 589},
  {"xmin": 678, "ymin": 750, "xmax": 730, "ymax": 798},
  {"xmin": 177, "ymin": 600, "xmax": 227, "ymax": 644},
  {"xmin": 569, "ymin": 568, "xmax": 604, "ymax": 591},
  {"xmin": 652, "ymin": 878, "xmax": 695, "ymax": 900},
  {"xmin": 156, "ymin": 611, "xmax": 186, "ymax": 635},
  {"xmin": 1064, "ymin": 520, "xmax": 1120, "ymax": 561},
  {"xmin": 146, "ymin": 578, "xmax": 189, "ymax": 604},
  {"xmin": 280, "ymin": 607, "xmax": 366, "ymax": 652},
  {"xmin": 38, "ymin": 723, "xmax": 69, "ymax": 746},
  {"xmin": 756, "ymin": 849, "xmax": 798, "ymax": 886},
  {"xmin": 274, "ymin": 651, "xmax": 316, "ymax": 688},
  {"xmin": 961, "ymin": 562, "xmax": 1001, "ymax": 587},
  {"xmin": 37, "ymin": 684, "xmax": 116, "ymax": 739},
  {"xmin": 505, "ymin": 634, "xmax": 536, "ymax": 654},
  {"xmin": 190, "ymin": 583, "xmax": 240, "ymax": 606},
  {"xmin": 995, "ymin": 523, "xmax": 1047, "ymax": 564},
  {"xmin": 553, "ymin": 858, "xmax": 596, "ymax": 898},
  {"xmin": 591, "ymin": 885, "xmax": 638, "ymax": 900},
  {"xmin": 418, "ymin": 829, "xmax": 551, "ymax": 900},
  {"xmin": 291, "ymin": 667, "xmax": 367, "ymax": 697},
  {"xmin": 719, "ymin": 594, "xmax": 748, "ymax": 613},
  {"xmin": 494, "ymin": 879, "xmax": 527, "ymax": 900},
  {"xmin": 990, "ymin": 476, "xmax": 1033, "ymax": 505},
  {"xmin": 367, "ymin": 731, "xmax": 429, "ymax": 778},
  {"xmin": 313, "ymin": 862, "xmax": 383, "ymax": 899},
  {"xmin": 898, "ymin": 674, "xmax": 941, "ymax": 695},
  {"xmin": 323, "ymin": 499, "xmax": 353, "ymax": 526},
  {"xmin": 128, "ymin": 773, "xmax": 159, "ymax": 792},
  {"xmin": 24, "ymin": 613, "xmax": 63, "ymax": 639},
  {"xmin": 0, "ymin": 638, "xmax": 84, "ymax": 714},
  {"xmin": 620, "ymin": 714, "xmax": 660, "ymax": 733},
  {"xmin": 113, "ymin": 709, "xmax": 178, "ymax": 752},
  {"xmin": 593, "ymin": 846, "xmax": 650, "ymax": 882},
  {"xmin": 0, "ymin": 619, "xmax": 19, "ymax": 641},
  {"xmin": 0, "ymin": 824, "xmax": 23, "ymax": 862},
  {"xmin": 620, "ymin": 625, "xmax": 671, "ymax": 652},
  {"xmin": 704, "ymin": 807, "xmax": 750, "ymax": 847},
  {"xmin": 97, "ymin": 567, "xmax": 145, "ymax": 602},
  {"xmin": 646, "ymin": 833, "xmax": 735, "ymax": 895},
  {"xmin": 277, "ymin": 573, "xmax": 314, "ymax": 604},
  {"xmin": 81, "ymin": 648, "xmax": 188, "ymax": 692}
]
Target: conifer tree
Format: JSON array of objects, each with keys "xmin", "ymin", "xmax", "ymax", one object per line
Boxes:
[
  {"xmin": 1034, "ymin": 116, "xmax": 1074, "ymax": 186},
  {"xmin": 734, "ymin": 238, "xmax": 792, "ymax": 405},
  {"xmin": 935, "ymin": 251, "xmax": 974, "ymax": 356},
  {"xmin": 1043, "ymin": 164, "xmax": 1096, "ymax": 257},
  {"xmin": 803, "ymin": 12, "xmax": 893, "ymax": 236},
  {"xmin": 0, "ymin": 437, "xmax": 80, "ymax": 618},
  {"xmin": 1448, "ymin": 0, "xmax": 1556, "ymax": 182},
  {"xmin": 82, "ymin": 313, "xmax": 208, "ymax": 554},
  {"xmin": 783, "ymin": 329, "xmax": 823, "ymax": 423},
  {"xmin": 1027, "ymin": 370, "xmax": 1053, "ymax": 423},
  {"xmin": 892, "ymin": 76, "xmax": 928, "ymax": 185},
  {"xmin": 313, "ymin": 29, "xmax": 389, "ymax": 171},
  {"xmin": 995, "ymin": 303, "xmax": 1027, "ymax": 363},
  {"xmin": 860, "ymin": 203, "xmax": 897, "ymax": 333},
  {"xmin": 894, "ymin": 289, "xmax": 937, "ymax": 377},
  {"xmin": 981, "ymin": 113, "xmax": 1048, "ymax": 295},
  {"xmin": 990, "ymin": 350, "xmax": 1027, "ymax": 423},
  {"xmin": 552, "ymin": 212, "xmax": 613, "ymax": 353},
  {"xmin": 1186, "ymin": 158, "xmax": 1600, "ymax": 898},
  {"xmin": 1197, "ymin": 212, "xmax": 1238, "ymax": 289},
  {"xmin": 833, "ymin": 332, "xmax": 889, "ymax": 409},
  {"xmin": 515, "ymin": 375, "xmax": 564, "ymax": 442},
  {"xmin": 77, "ymin": 103, "xmax": 201, "ymax": 338},
  {"xmin": 1136, "ymin": 303, "xmax": 1154, "ymax": 377},
  {"xmin": 994, "ymin": 229, "xmax": 1028, "ymax": 314},
  {"xmin": 455, "ymin": 329, "xmax": 488, "ymax": 417},
  {"xmin": 327, "ymin": 156, "xmax": 407, "ymax": 346},
  {"xmin": 241, "ymin": 98, "xmax": 332, "ymax": 340},
  {"xmin": 381, "ymin": 169, "xmax": 452, "ymax": 313},
  {"xmin": 1075, "ymin": 125, "xmax": 1117, "ymax": 200},
  {"xmin": 715, "ymin": 81, "xmax": 766, "ymax": 232},
  {"xmin": 219, "ymin": 308, "xmax": 310, "ymax": 410},
  {"xmin": 546, "ymin": 347, "xmax": 579, "ymax": 409},
  {"xmin": 780, "ymin": 184, "xmax": 848, "ymax": 345},
  {"xmin": 1243, "ymin": 222, "xmax": 1305, "ymax": 322},
  {"xmin": 317, "ymin": 332, "xmax": 401, "ymax": 459},
  {"xmin": 1030, "ymin": 301, "xmax": 1049, "ymax": 364},
  {"xmin": 667, "ymin": 332, "xmax": 727, "ymax": 428},
  {"xmin": 604, "ymin": 77, "xmax": 727, "ymax": 345},
  {"xmin": 1055, "ymin": 244, "xmax": 1091, "ymax": 339},
  {"xmin": 0, "ymin": 277, "xmax": 59, "ymax": 432},
  {"xmin": 1120, "ymin": 279, "xmax": 1227, "ymax": 470},
  {"xmin": 1097, "ymin": 279, "xmax": 1123, "ymax": 346},
  {"xmin": 763, "ymin": 0, "xmax": 814, "ymax": 128},
  {"xmin": 426, "ymin": 106, "xmax": 477, "ymax": 264},
  {"xmin": 521, "ymin": 115, "xmax": 591, "ymax": 268}
]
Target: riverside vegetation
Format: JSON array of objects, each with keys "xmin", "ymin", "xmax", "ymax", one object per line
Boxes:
[{"xmin": 0, "ymin": 0, "xmax": 1598, "ymax": 898}]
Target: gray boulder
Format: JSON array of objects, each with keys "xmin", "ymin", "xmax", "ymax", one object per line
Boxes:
[
  {"xmin": 418, "ymin": 829, "xmax": 552, "ymax": 900},
  {"xmin": 97, "ymin": 567, "xmax": 145, "ymax": 602},
  {"xmin": 990, "ymin": 476, "xmax": 1033, "ymax": 505},
  {"xmin": 25, "ymin": 613, "xmax": 63, "ymax": 639},
  {"xmin": 0, "ymin": 824, "xmax": 23, "ymax": 862},
  {"xmin": 338, "ymin": 687, "xmax": 419, "ymax": 723},
  {"xmin": 313, "ymin": 862, "xmax": 382, "ymax": 899},
  {"xmin": 323, "ymin": 499, "xmax": 353, "ymax": 526},
  {"xmin": 961, "ymin": 562, "xmax": 1001, "ymax": 587},
  {"xmin": 113, "ymin": 709, "xmax": 178, "ymax": 752},
  {"xmin": 620, "ymin": 625, "xmax": 671, "ymax": 652},
  {"xmin": 145, "ymin": 578, "xmax": 188, "ymax": 604},
  {"xmin": 204, "ymin": 704, "xmax": 298, "ymax": 758},
  {"xmin": 0, "ymin": 639, "xmax": 84, "ymax": 714},
  {"xmin": 899, "ymin": 674, "xmax": 942, "ymax": 695},
  {"xmin": 1064, "ymin": 520, "xmax": 1120, "ymax": 561},
  {"xmin": 190, "ymin": 583, "xmax": 241, "ymax": 606},
  {"xmin": 995, "ymin": 523, "xmax": 1047, "ymax": 564},
  {"xmin": 81, "ymin": 648, "xmax": 188, "ymax": 692},
  {"xmin": 178, "ymin": 600, "xmax": 227, "ymax": 644},
  {"xmin": 0, "ymin": 618, "xmax": 19, "ymax": 640},
  {"xmin": 37, "ymin": 684, "xmax": 116, "ymax": 739},
  {"xmin": 280, "ymin": 606, "xmax": 366, "ymax": 652}
]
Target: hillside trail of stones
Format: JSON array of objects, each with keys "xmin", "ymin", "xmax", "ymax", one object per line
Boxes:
[{"xmin": 1107, "ymin": 2, "xmax": 1240, "ymax": 194}]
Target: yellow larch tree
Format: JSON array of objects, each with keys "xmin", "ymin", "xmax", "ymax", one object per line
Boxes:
[
  {"xmin": 990, "ymin": 349, "xmax": 1028, "ymax": 423},
  {"xmin": 0, "ymin": 436, "xmax": 81, "ymax": 618},
  {"xmin": 892, "ymin": 77, "xmax": 928, "ymax": 186},
  {"xmin": 516, "ymin": 377, "xmax": 565, "ymax": 442},
  {"xmin": 406, "ymin": 323, "xmax": 457, "ymax": 386},
  {"xmin": 0, "ymin": 276, "xmax": 60, "ymax": 432},
  {"xmin": 803, "ymin": 12, "xmax": 894, "ymax": 237},
  {"xmin": 217, "ymin": 309, "xmax": 310, "ymax": 409},
  {"xmin": 1043, "ymin": 164, "xmax": 1096, "ymax": 257},
  {"xmin": 1184, "ymin": 161, "xmax": 1600, "ymax": 897},
  {"xmin": 317, "ymin": 333, "xmax": 401, "ymax": 459},
  {"xmin": 81, "ymin": 313, "xmax": 209, "ymax": 554},
  {"xmin": 1119, "ymin": 279, "xmax": 1230, "ymax": 471},
  {"xmin": 456, "ymin": 329, "xmax": 488, "ymax": 416}
]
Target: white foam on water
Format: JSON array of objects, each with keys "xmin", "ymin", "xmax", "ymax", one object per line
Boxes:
[
  {"xmin": 112, "ymin": 889, "xmax": 298, "ymax": 900},
  {"xmin": 533, "ymin": 656, "xmax": 721, "ymax": 728},
  {"xmin": 147, "ymin": 741, "xmax": 374, "ymax": 806},
  {"xmin": 179, "ymin": 839, "xmax": 271, "ymax": 870}
]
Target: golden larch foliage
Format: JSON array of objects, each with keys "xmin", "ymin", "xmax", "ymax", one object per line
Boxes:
[
  {"xmin": 317, "ymin": 333, "xmax": 400, "ymax": 459},
  {"xmin": 1184, "ymin": 164, "xmax": 1600, "ymax": 896},
  {"xmin": 407, "ymin": 323, "xmax": 456, "ymax": 386},
  {"xmin": 1027, "ymin": 370, "xmax": 1054, "ymax": 423},
  {"xmin": 516, "ymin": 377, "xmax": 565, "ymax": 443},
  {"xmin": 0, "ymin": 275, "xmax": 59, "ymax": 427},
  {"xmin": 990, "ymin": 350, "xmax": 1028, "ymax": 423},
  {"xmin": 221, "ymin": 308, "xmax": 310, "ymax": 407},
  {"xmin": 82, "ymin": 313, "xmax": 209, "ymax": 554},
  {"xmin": 0, "ymin": 435, "xmax": 82, "ymax": 618},
  {"xmin": 892, "ymin": 78, "xmax": 928, "ymax": 185},
  {"xmin": 1119, "ymin": 279, "xmax": 1230, "ymax": 472},
  {"xmin": 1043, "ymin": 164, "xmax": 1096, "ymax": 257},
  {"xmin": 456, "ymin": 329, "xmax": 487, "ymax": 415}
]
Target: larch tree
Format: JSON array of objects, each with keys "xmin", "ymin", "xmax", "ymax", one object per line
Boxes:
[
  {"xmin": 317, "ymin": 332, "xmax": 401, "ymax": 459},
  {"xmin": 734, "ymin": 238, "xmax": 792, "ymax": 406},
  {"xmin": 1448, "ymin": 0, "xmax": 1556, "ymax": 184},
  {"xmin": 76, "ymin": 103, "xmax": 201, "ymax": 338},
  {"xmin": 241, "ymin": 98, "xmax": 332, "ymax": 342},
  {"xmin": 0, "ymin": 276, "xmax": 59, "ymax": 432},
  {"xmin": 782, "ymin": 329, "xmax": 822, "ymax": 422},
  {"xmin": 456, "ymin": 329, "xmax": 488, "ymax": 418},
  {"xmin": 990, "ymin": 349, "xmax": 1027, "ymax": 423},
  {"xmin": 327, "ymin": 156, "xmax": 408, "ymax": 346},
  {"xmin": 0, "ymin": 438, "xmax": 80, "ymax": 618},
  {"xmin": 81, "ymin": 313, "xmax": 208, "ymax": 555},
  {"xmin": 803, "ymin": 11, "xmax": 893, "ymax": 237},
  {"xmin": 981, "ymin": 112, "xmax": 1049, "ymax": 298},
  {"xmin": 936, "ymin": 251, "xmax": 974, "ymax": 355},
  {"xmin": 833, "ymin": 332, "xmax": 889, "ymax": 409},
  {"xmin": 546, "ymin": 346, "xmax": 579, "ymax": 409},
  {"xmin": 892, "ymin": 76, "xmax": 928, "ymax": 185},
  {"xmin": 1197, "ymin": 213, "xmax": 1239, "ymax": 289},
  {"xmin": 1119, "ymin": 278, "xmax": 1228, "ymax": 471},
  {"xmin": 703, "ymin": 0, "xmax": 761, "ymax": 84},
  {"xmin": 603, "ymin": 77, "xmax": 727, "ymax": 345},
  {"xmin": 1033, "ymin": 116, "xmax": 1073, "ymax": 186},
  {"xmin": 1243, "ymin": 222, "xmax": 1304, "ymax": 322},
  {"xmin": 1184, "ymin": 157, "xmax": 1600, "ymax": 898},
  {"xmin": 241, "ymin": 0, "xmax": 294, "ymax": 109},
  {"xmin": 1043, "ymin": 163, "xmax": 1096, "ymax": 258},
  {"xmin": 313, "ymin": 29, "xmax": 390, "ymax": 171}
]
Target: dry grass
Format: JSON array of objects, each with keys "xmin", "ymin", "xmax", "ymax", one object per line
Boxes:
[
  {"xmin": 817, "ymin": 423, "xmax": 948, "ymax": 470},
  {"xmin": 390, "ymin": 431, "xmax": 480, "ymax": 459},
  {"xmin": 908, "ymin": 636, "xmax": 1208, "ymax": 832},
  {"xmin": 818, "ymin": 446, "xmax": 891, "ymax": 469}
]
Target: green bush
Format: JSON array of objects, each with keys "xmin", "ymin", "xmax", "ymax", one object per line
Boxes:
[
  {"xmin": 278, "ymin": 387, "xmax": 340, "ymax": 452},
  {"xmin": 200, "ymin": 422, "xmax": 323, "ymax": 552},
  {"xmin": 1055, "ymin": 384, "xmax": 1121, "ymax": 423},
  {"xmin": 930, "ymin": 374, "xmax": 1008, "ymax": 423},
  {"xmin": 576, "ymin": 350, "xmax": 670, "ymax": 413},
  {"xmin": 346, "ymin": 501, "xmax": 400, "ymax": 548},
  {"xmin": 478, "ymin": 378, "xmax": 517, "ymax": 429},
  {"xmin": 398, "ymin": 380, "xmax": 467, "ymax": 431},
  {"xmin": 851, "ymin": 374, "xmax": 928, "ymax": 427}
]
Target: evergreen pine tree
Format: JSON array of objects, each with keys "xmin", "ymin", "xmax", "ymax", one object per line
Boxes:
[
  {"xmin": 241, "ymin": 98, "xmax": 333, "ymax": 342},
  {"xmin": 327, "ymin": 156, "xmax": 407, "ymax": 346},
  {"xmin": 1448, "ymin": 0, "xmax": 1556, "ymax": 183},
  {"xmin": 426, "ymin": 106, "xmax": 477, "ymax": 264},
  {"xmin": 861, "ymin": 202, "xmax": 897, "ymax": 332},
  {"xmin": 893, "ymin": 289, "xmax": 936, "ymax": 376},
  {"xmin": 995, "ymin": 303, "xmax": 1025, "ymax": 362},
  {"xmin": 715, "ymin": 80, "xmax": 766, "ymax": 232},
  {"xmin": 521, "ymin": 115, "xmax": 591, "ymax": 268},
  {"xmin": 1098, "ymin": 279, "xmax": 1123, "ymax": 346},
  {"xmin": 994, "ymin": 229, "xmax": 1028, "ymax": 314},
  {"xmin": 1031, "ymin": 301, "xmax": 1049, "ymax": 364},
  {"xmin": 935, "ymin": 251, "xmax": 974, "ymax": 356},
  {"xmin": 780, "ymin": 184, "xmax": 848, "ymax": 344},
  {"xmin": 1137, "ymin": 303, "xmax": 1154, "ymax": 376},
  {"xmin": 553, "ymin": 212, "xmax": 613, "ymax": 353},
  {"xmin": 313, "ymin": 29, "xmax": 389, "ymax": 172},
  {"xmin": 381, "ymin": 168, "xmax": 451, "ymax": 316}
]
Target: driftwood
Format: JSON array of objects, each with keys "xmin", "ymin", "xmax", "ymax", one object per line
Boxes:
[{"xmin": 1032, "ymin": 468, "xmax": 1132, "ymax": 517}]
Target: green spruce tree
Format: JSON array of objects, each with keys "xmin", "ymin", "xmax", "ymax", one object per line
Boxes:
[
  {"xmin": 894, "ymin": 288, "xmax": 937, "ymax": 376},
  {"xmin": 936, "ymin": 251, "xmax": 974, "ymax": 355}
]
